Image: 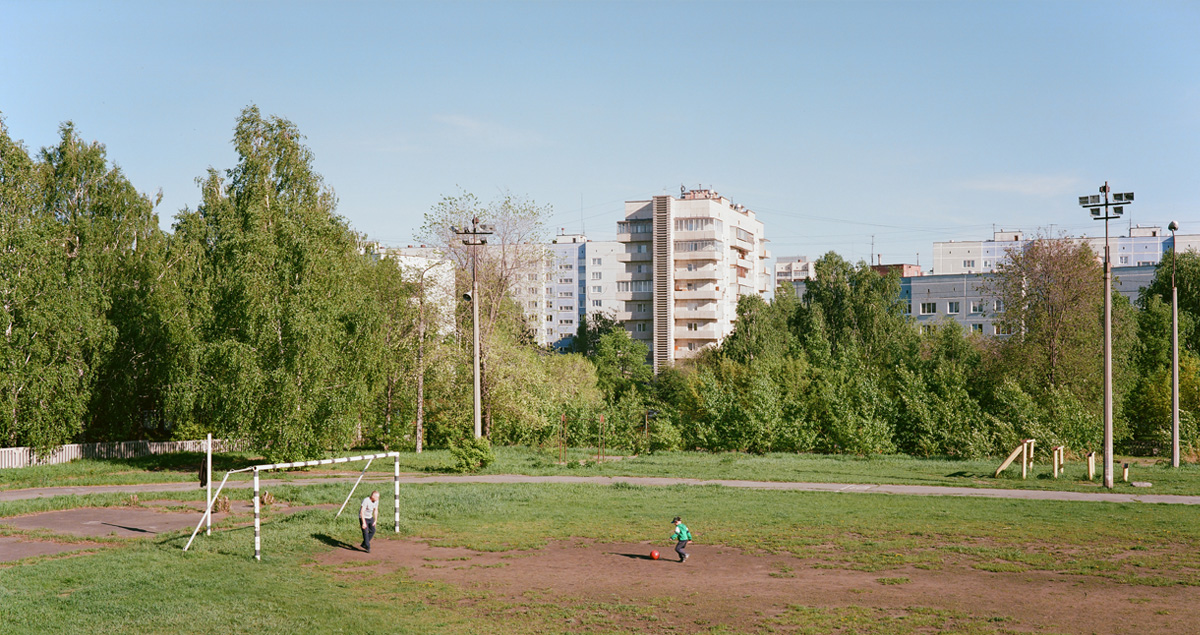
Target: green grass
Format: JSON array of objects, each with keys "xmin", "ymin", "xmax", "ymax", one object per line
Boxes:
[
  {"xmin": 6, "ymin": 445, "xmax": 1200, "ymax": 496},
  {"xmin": 2, "ymin": 481, "xmax": 1199, "ymax": 633}
]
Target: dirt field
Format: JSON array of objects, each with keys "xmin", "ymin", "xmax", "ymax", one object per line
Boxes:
[{"xmin": 315, "ymin": 537, "xmax": 1197, "ymax": 634}]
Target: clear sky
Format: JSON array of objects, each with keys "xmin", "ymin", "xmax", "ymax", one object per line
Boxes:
[{"xmin": 2, "ymin": 1, "xmax": 1197, "ymax": 267}]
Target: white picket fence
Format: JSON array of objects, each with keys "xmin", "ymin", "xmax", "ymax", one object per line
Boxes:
[{"xmin": 0, "ymin": 439, "xmax": 236, "ymax": 469}]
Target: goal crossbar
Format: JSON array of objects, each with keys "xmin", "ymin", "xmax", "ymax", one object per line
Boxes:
[{"xmin": 183, "ymin": 451, "xmax": 401, "ymax": 560}]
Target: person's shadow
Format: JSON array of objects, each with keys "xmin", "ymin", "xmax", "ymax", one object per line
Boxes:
[{"xmin": 314, "ymin": 533, "xmax": 358, "ymax": 550}]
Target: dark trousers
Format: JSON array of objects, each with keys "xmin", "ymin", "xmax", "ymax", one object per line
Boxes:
[
  {"xmin": 675, "ymin": 540, "xmax": 689, "ymax": 560},
  {"xmin": 361, "ymin": 519, "xmax": 376, "ymax": 550}
]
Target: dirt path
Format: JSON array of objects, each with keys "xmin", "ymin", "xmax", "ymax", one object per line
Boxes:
[
  {"xmin": 315, "ymin": 537, "xmax": 1198, "ymax": 634},
  {"xmin": 4, "ymin": 473, "xmax": 1200, "ymax": 505}
]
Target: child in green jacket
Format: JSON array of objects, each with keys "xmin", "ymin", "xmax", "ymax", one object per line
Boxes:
[{"xmin": 670, "ymin": 516, "xmax": 692, "ymax": 562}]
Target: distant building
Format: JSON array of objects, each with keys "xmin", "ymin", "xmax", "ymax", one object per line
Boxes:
[
  {"xmin": 791, "ymin": 265, "xmax": 1158, "ymax": 336},
  {"xmin": 775, "ymin": 256, "xmax": 816, "ymax": 289},
  {"xmin": 932, "ymin": 227, "xmax": 1200, "ymax": 275},
  {"xmin": 541, "ymin": 233, "xmax": 623, "ymax": 350},
  {"xmin": 358, "ymin": 242, "xmax": 456, "ymax": 335},
  {"xmin": 616, "ymin": 188, "xmax": 771, "ymax": 371}
]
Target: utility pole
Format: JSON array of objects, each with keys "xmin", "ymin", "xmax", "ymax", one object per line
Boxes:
[
  {"xmin": 452, "ymin": 218, "xmax": 494, "ymax": 438},
  {"xmin": 1079, "ymin": 183, "xmax": 1134, "ymax": 489}
]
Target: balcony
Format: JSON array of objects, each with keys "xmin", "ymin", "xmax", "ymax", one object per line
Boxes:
[
  {"xmin": 677, "ymin": 309, "xmax": 720, "ymax": 320},
  {"xmin": 675, "ymin": 288, "xmax": 720, "ymax": 301},
  {"xmin": 674, "ymin": 268, "xmax": 717, "ymax": 280},
  {"xmin": 673, "ymin": 250, "xmax": 719, "ymax": 261},
  {"xmin": 617, "ymin": 233, "xmax": 651, "ymax": 244},
  {"xmin": 674, "ymin": 229, "xmax": 721, "ymax": 242},
  {"xmin": 616, "ymin": 252, "xmax": 652, "ymax": 263},
  {"xmin": 674, "ymin": 327, "xmax": 719, "ymax": 340}
]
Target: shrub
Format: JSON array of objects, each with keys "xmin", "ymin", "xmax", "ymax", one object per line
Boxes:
[{"xmin": 448, "ymin": 436, "xmax": 495, "ymax": 473}]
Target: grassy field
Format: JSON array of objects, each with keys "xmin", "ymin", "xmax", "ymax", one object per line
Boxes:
[
  {"xmin": 4, "ymin": 446, "xmax": 1199, "ymax": 496},
  {"xmin": 2, "ymin": 480, "xmax": 1199, "ymax": 634}
]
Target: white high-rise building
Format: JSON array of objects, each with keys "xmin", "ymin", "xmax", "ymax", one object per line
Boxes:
[
  {"xmin": 542, "ymin": 233, "xmax": 623, "ymax": 349},
  {"xmin": 932, "ymin": 227, "xmax": 1200, "ymax": 275},
  {"xmin": 615, "ymin": 188, "xmax": 771, "ymax": 371}
]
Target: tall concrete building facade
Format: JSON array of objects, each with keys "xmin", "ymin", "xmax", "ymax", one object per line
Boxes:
[
  {"xmin": 616, "ymin": 188, "xmax": 771, "ymax": 371},
  {"xmin": 543, "ymin": 233, "xmax": 623, "ymax": 350},
  {"xmin": 932, "ymin": 227, "xmax": 1200, "ymax": 275}
]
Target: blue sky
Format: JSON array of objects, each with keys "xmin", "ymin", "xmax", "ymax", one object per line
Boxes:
[{"xmin": 2, "ymin": 1, "xmax": 1197, "ymax": 266}]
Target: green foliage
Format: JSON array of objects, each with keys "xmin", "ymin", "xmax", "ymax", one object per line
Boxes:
[{"xmin": 448, "ymin": 435, "xmax": 495, "ymax": 472}]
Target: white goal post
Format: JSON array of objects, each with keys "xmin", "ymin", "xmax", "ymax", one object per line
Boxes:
[{"xmin": 184, "ymin": 452, "xmax": 400, "ymax": 560}]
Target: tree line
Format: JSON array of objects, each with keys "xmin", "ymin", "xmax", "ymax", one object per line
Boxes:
[{"xmin": 2, "ymin": 109, "xmax": 1197, "ymax": 461}]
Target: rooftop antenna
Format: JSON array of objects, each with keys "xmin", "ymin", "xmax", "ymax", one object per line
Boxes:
[{"xmin": 580, "ymin": 193, "xmax": 585, "ymax": 236}]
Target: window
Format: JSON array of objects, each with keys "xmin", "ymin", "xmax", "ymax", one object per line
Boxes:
[
  {"xmin": 592, "ymin": 272, "xmax": 602, "ymax": 280},
  {"xmin": 558, "ymin": 277, "xmax": 573, "ymax": 284},
  {"xmin": 528, "ymin": 273, "xmax": 537, "ymax": 281},
  {"xmin": 559, "ymin": 319, "xmax": 574, "ymax": 325},
  {"xmin": 920, "ymin": 324, "xmax": 935, "ymax": 335},
  {"xmin": 687, "ymin": 342, "xmax": 697, "ymax": 351},
  {"xmin": 1119, "ymin": 256, "xmax": 1129, "ymax": 264},
  {"xmin": 963, "ymin": 260, "xmax": 975, "ymax": 268},
  {"xmin": 686, "ymin": 282, "xmax": 695, "ymax": 291},
  {"xmin": 636, "ymin": 322, "xmax": 647, "ymax": 332},
  {"xmin": 592, "ymin": 300, "xmax": 602, "ymax": 307},
  {"xmin": 559, "ymin": 264, "xmax": 574, "ymax": 270},
  {"xmin": 618, "ymin": 281, "xmax": 651, "ymax": 292},
  {"xmin": 970, "ymin": 300, "xmax": 985, "ymax": 314},
  {"xmin": 635, "ymin": 244, "xmax": 648, "ymax": 253},
  {"xmin": 545, "ymin": 315, "xmax": 553, "ymax": 321},
  {"xmin": 635, "ymin": 264, "xmax": 647, "ymax": 273},
  {"xmin": 687, "ymin": 322, "xmax": 698, "ymax": 331},
  {"xmin": 994, "ymin": 299, "xmax": 1004, "ymax": 312},
  {"xmin": 675, "ymin": 240, "xmax": 719, "ymax": 252},
  {"xmin": 995, "ymin": 324, "xmax": 1013, "ymax": 335},
  {"xmin": 592, "ymin": 258, "xmax": 602, "ymax": 265},
  {"xmin": 920, "ymin": 302, "xmax": 937, "ymax": 315},
  {"xmin": 558, "ymin": 291, "xmax": 573, "ymax": 298},
  {"xmin": 637, "ymin": 302, "xmax": 648, "ymax": 313},
  {"xmin": 618, "ymin": 220, "xmax": 652, "ymax": 234},
  {"xmin": 674, "ymin": 217, "xmax": 714, "ymax": 232},
  {"xmin": 947, "ymin": 301, "xmax": 960, "ymax": 314},
  {"xmin": 971, "ymin": 323, "xmax": 984, "ymax": 334},
  {"xmin": 528, "ymin": 301, "xmax": 537, "ymax": 309},
  {"xmin": 686, "ymin": 263, "xmax": 696, "ymax": 271},
  {"xmin": 591, "ymin": 285, "xmax": 602, "ymax": 293},
  {"xmin": 528, "ymin": 287, "xmax": 537, "ymax": 294},
  {"xmin": 735, "ymin": 228, "xmax": 753, "ymax": 243},
  {"xmin": 559, "ymin": 305, "xmax": 573, "ymax": 312}
]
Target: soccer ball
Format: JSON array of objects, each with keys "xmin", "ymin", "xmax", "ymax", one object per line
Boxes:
[{"xmin": 650, "ymin": 550, "xmax": 660, "ymax": 560}]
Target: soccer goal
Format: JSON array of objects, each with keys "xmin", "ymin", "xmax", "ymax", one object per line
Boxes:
[{"xmin": 183, "ymin": 451, "xmax": 401, "ymax": 560}]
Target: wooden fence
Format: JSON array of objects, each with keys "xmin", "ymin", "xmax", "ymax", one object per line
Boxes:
[{"xmin": 0, "ymin": 439, "xmax": 236, "ymax": 469}]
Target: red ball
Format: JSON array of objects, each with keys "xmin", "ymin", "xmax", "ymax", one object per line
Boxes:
[{"xmin": 650, "ymin": 550, "xmax": 660, "ymax": 560}]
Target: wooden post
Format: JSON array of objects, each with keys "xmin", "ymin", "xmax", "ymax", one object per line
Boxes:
[
  {"xmin": 1123, "ymin": 463, "xmax": 1130, "ymax": 482},
  {"xmin": 1087, "ymin": 452, "xmax": 1096, "ymax": 480},
  {"xmin": 560, "ymin": 414, "xmax": 566, "ymax": 464}
]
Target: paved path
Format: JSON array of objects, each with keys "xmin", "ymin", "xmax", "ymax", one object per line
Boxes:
[{"xmin": 4, "ymin": 473, "xmax": 1200, "ymax": 505}]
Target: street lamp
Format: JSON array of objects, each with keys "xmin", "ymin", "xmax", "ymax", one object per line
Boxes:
[
  {"xmin": 1079, "ymin": 182, "xmax": 1134, "ymax": 489},
  {"xmin": 1169, "ymin": 221, "xmax": 1180, "ymax": 468},
  {"xmin": 451, "ymin": 218, "xmax": 494, "ymax": 439}
]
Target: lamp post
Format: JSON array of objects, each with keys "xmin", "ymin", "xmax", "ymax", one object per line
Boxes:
[
  {"xmin": 1079, "ymin": 182, "xmax": 1134, "ymax": 489},
  {"xmin": 452, "ymin": 218, "xmax": 494, "ymax": 439},
  {"xmin": 1169, "ymin": 221, "xmax": 1180, "ymax": 468}
]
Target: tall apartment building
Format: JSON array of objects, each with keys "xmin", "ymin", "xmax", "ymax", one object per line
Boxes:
[
  {"xmin": 932, "ymin": 227, "xmax": 1200, "ymax": 275},
  {"xmin": 540, "ymin": 233, "xmax": 623, "ymax": 349},
  {"xmin": 357, "ymin": 242, "xmax": 456, "ymax": 335},
  {"xmin": 615, "ymin": 188, "xmax": 771, "ymax": 371}
]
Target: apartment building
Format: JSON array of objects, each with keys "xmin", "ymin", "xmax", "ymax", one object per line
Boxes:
[
  {"xmin": 358, "ymin": 242, "xmax": 456, "ymax": 335},
  {"xmin": 775, "ymin": 256, "xmax": 816, "ymax": 289},
  {"xmin": 616, "ymin": 188, "xmax": 771, "ymax": 371},
  {"xmin": 542, "ymin": 233, "xmax": 623, "ymax": 349},
  {"xmin": 932, "ymin": 227, "xmax": 1200, "ymax": 275}
]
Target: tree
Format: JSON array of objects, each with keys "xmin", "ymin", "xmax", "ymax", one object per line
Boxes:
[
  {"xmin": 593, "ymin": 328, "xmax": 652, "ymax": 400},
  {"xmin": 176, "ymin": 106, "xmax": 377, "ymax": 461},
  {"xmin": 418, "ymin": 190, "xmax": 551, "ymax": 437},
  {"xmin": 0, "ymin": 120, "xmax": 113, "ymax": 451},
  {"xmin": 987, "ymin": 237, "xmax": 1104, "ymax": 398}
]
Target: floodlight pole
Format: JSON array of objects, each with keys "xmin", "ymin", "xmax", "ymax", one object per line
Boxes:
[
  {"xmin": 1170, "ymin": 222, "xmax": 1180, "ymax": 468},
  {"xmin": 1080, "ymin": 182, "xmax": 1133, "ymax": 489},
  {"xmin": 453, "ymin": 218, "xmax": 493, "ymax": 439}
]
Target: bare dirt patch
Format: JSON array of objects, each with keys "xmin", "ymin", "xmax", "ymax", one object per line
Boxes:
[
  {"xmin": 314, "ymin": 537, "xmax": 1198, "ymax": 634},
  {"xmin": 0, "ymin": 502, "xmax": 337, "ymax": 539}
]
